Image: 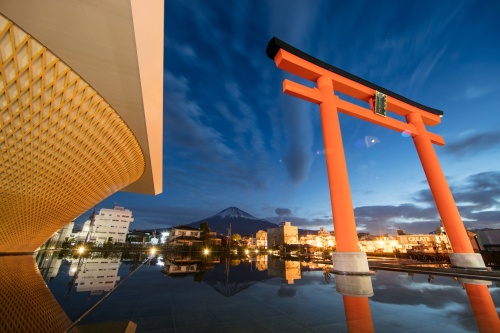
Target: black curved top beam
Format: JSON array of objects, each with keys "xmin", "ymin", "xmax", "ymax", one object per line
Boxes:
[{"xmin": 266, "ymin": 37, "xmax": 443, "ymax": 116}]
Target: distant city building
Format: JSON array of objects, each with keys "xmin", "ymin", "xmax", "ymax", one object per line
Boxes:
[
  {"xmin": 359, "ymin": 237, "xmax": 399, "ymax": 253},
  {"xmin": 77, "ymin": 206, "xmax": 134, "ymax": 244},
  {"xmin": 167, "ymin": 226, "xmax": 202, "ymax": 246},
  {"xmin": 267, "ymin": 222, "xmax": 298, "ymax": 248},
  {"xmin": 474, "ymin": 229, "xmax": 500, "ymax": 251},
  {"xmin": 208, "ymin": 231, "xmax": 222, "ymax": 246},
  {"xmin": 255, "ymin": 230, "xmax": 267, "ymax": 248},
  {"xmin": 160, "ymin": 231, "xmax": 170, "ymax": 244},
  {"xmin": 298, "ymin": 228, "xmax": 335, "ymax": 251},
  {"xmin": 397, "ymin": 234, "xmax": 450, "ymax": 253}
]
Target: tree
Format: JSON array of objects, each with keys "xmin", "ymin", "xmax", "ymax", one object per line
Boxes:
[{"xmin": 200, "ymin": 222, "xmax": 210, "ymax": 245}]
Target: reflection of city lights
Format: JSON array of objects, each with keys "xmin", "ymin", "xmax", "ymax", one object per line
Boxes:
[
  {"xmin": 204, "ymin": 248, "xmax": 209, "ymax": 255},
  {"xmin": 157, "ymin": 255, "xmax": 165, "ymax": 266}
]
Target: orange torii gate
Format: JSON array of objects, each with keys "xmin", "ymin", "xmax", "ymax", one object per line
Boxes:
[
  {"xmin": 267, "ymin": 37, "xmax": 499, "ymax": 332},
  {"xmin": 266, "ymin": 37, "xmax": 485, "ymax": 270}
]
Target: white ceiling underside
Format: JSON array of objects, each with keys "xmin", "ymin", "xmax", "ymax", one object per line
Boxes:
[{"xmin": 0, "ymin": 0, "xmax": 164, "ymax": 195}]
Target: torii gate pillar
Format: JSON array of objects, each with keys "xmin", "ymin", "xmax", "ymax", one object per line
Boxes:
[
  {"xmin": 407, "ymin": 113, "xmax": 484, "ymax": 267},
  {"xmin": 317, "ymin": 75, "xmax": 371, "ymax": 275}
]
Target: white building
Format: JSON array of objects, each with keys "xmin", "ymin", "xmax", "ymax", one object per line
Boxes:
[
  {"xmin": 78, "ymin": 206, "xmax": 134, "ymax": 244},
  {"xmin": 167, "ymin": 226, "xmax": 202, "ymax": 246}
]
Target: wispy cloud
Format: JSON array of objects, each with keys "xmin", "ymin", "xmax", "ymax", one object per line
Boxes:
[
  {"xmin": 164, "ymin": 70, "xmax": 234, "ymax": 161},
  {"xmin": 464, "ymin": 85, "xmax": 497, "ymax": 99},
  {"xmin": 444, "ymin": 131, "xmax": 500, "ymax": 156}
]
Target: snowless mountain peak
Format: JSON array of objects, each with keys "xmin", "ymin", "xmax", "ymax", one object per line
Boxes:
[{"xmin": 212, "ymin": 207, "xmax": 259, "ymax": 220}]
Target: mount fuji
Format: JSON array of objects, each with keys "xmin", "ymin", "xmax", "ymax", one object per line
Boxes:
[{"xmin": 187, "ymin": 207, "xmax": 277, "ymax": 236}]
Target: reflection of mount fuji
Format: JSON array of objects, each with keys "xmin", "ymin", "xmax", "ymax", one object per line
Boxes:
[{"xmin": 203, "ymin": 258, "xmax": 271, "ymax": 297}]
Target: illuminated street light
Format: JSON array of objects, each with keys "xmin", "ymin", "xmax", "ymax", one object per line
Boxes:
[
  {"xmin": 204, "ymin": 248, "xmax": 209, "ymax": 255},
  {"xmin": 150, "ymin": 247, "xmax": 156, "ymax": 256},
  {"xmin": 245, "ymin": 249, "xmax": 249, "ymax": 255},
  {"xmin": 78, "ymin": 246, "xmax": 84, "ymax": 255}
]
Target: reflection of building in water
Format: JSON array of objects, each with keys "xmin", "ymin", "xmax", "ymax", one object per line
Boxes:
[
  {"xmin": 35, "ymin": 251, "xmax": 63, "ymax": 284},
  {"xmin": 76, "ymin": 206, "xmax": 134, "ymax": 245},
  {"xmin": 70, "ymin": 258, "xmax": 121, "ymax": 295},
  {"xmin": 255, "ymin": 254, "xmax": 268, "ymax": 271},
  {"xmin": 163, "ymin": 259, "xmax": 200, "ymax": 275},
  {"xmin": 301, "ymin": 261, "xmax": 333, "ymax": 271},
  {"xmin": 203, "ymin": 258, "xmax": 271, "ymax": 297},
  {"xmin": 267, "ymin": 222, "xmax": 298, "ymax": 248},
  {"xmin": 268, "ymin": 258, "xmax": 301, "ymax": 284}
]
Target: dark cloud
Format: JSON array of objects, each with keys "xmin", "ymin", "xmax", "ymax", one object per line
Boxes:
[
  {"xmin": 275, "ymin": 208, "xmax": 292, "ymax": 217},
  {"xmin": 354, "ymin": 204, "xmax": 439, "ymax": 234},
  {"xmin": 444, "ymin": 131, "xmax": 500, "ymax": 156},
  {"xmin": 356, "ymin": 171, "xmax": 500, "ymax": 234},
  {"xmin": 265, "ymin": 215, "xmax": 333, "ymax": 230},
  {"xmin": 281, "ymin": 98, "xmax": 314, "ymax": 185}
]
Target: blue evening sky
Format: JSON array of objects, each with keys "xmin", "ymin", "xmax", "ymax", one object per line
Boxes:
[{"xmin": 81, "ymin": 0, "xmax": 500, "ymax": 235}]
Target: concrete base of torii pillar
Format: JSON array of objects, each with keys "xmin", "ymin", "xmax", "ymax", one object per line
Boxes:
[{"xmin": 332, "ymin": 252, "xmax": 374, "ymax": 297}]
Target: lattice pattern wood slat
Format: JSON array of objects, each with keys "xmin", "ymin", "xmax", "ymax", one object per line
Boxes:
[{"xmin": 0, "ymin": 14, "xmax": 145, "ymax": 252}]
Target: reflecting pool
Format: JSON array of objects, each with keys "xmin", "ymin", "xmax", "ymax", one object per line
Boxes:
[{"xmin": 38, "ymin": 252, "xmax": 500, "ymax": 332}]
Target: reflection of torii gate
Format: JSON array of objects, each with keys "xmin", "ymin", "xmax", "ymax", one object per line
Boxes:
[
  {"xmin": 267, "ymin": 38, "xmax": 499, "ymax": 333},
  {"xmin": 266, "ymin": 37, "xmax": 484, "ymax": 270}
]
